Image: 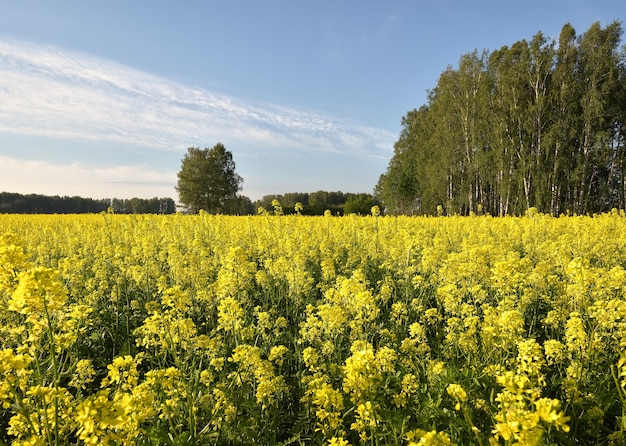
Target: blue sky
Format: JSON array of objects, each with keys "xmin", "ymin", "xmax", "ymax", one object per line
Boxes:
[{"xmin": 0, "ymin": 1, "xmax": 623, "ymax": 202}]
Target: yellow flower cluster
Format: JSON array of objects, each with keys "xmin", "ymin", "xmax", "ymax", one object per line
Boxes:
[{"xmin": 1, "ymin": 211, "xmax": 626, "ymax": 444}]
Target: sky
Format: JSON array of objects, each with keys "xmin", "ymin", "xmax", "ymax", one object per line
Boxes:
[{"xmin": 0, "ymin": 1, "xmax": 623, "ymax": 203}]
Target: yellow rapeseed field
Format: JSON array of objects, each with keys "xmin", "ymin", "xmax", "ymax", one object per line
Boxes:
[{"xmin": 1, "ymin": 210, "xmax": 626, "ymax": 445}]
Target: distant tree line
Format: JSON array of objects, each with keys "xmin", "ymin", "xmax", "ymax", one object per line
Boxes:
[
  {"xmin": 109, "ymin": 197, "xmax": 177, "ymax": 214},
  {"xmin": 376, "ymin": 21, "xmax": 626, "ymax": 216},
  {"xmin": 174, "ymin": 144, "xmax": 383, "ymax": 216},
  {"xmin": 0, "ymin": 190, "xmax": 381, "ymax": 216},
  {"xmin": 0, "ymin": 192, "xmax": 176, "ymax": 214},
  {"xmin": 254, "ymin": 191, "xmax": 379, "ymax": 215}
]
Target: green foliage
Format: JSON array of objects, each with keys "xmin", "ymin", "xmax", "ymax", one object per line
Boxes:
[
  {"xmin": 0, "ymin": 192, "xmax": 176, "ymax": 214},
  {"xmin": 255, "ymin": 191, "xmax": 377, "ymax": 215},
  {"xmin": 378, "ymin": 20, "xmax": 626, "ymax": 216},
  {"xmin": 111, "ymin": 197, "xmax": 177, "ymax": 214},
  {"xmin": 343, "ymin": 193, "xmax": 376, "ymax": 215},
  {"xmin": 176, "ymin": 143, "xmax": 244, "ymax": 214}
]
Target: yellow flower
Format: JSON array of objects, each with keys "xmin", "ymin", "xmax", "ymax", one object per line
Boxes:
[
  {"xmin": 302, "ymin": 347, "xmax": 321, "ymax": 370},
  {"xmin": 305, "ymin": 375, "xmax": 345, "ymax": 435},
  {"xmin": 408, "ymin": 429, "xmax": 455, "ymax": 445},
  {"xmin": 343, "ymin": 344, "xmax": 380, "ymax": 401},
  {"xmin": 9, "ymin": 267, "xmax": 67, "ymax": 317},
  {"xmin": 101, "ymin": 355, "xmax": 141, "ymax": 391},
  {"xmin": 516, "ymin": 338, "xmax": 545, "ymax": 379},
  {"xmin": 327, "ymin": 437, "xmax": 350, "ymax": 446},
  {"xmin": 70, "ymin": 359, "xmax": 96, "ymax": 390},
  {"xmin": 534, "ymin": 398, "xmax": 570, "ymax": 432},
  {"xmin": 230, "ymin": 344, "xmax": 287, "ymax": 409},
  {"xmin": 350, "ymin": 401, "xmax": 378, "ymax": 441},
  {"xmin": 565, "ymin": 312, "xmax": 587, "ymax": 355},
  {"xmin": 446, "ymin": 383, "xmax": 467, "ymax": 410},
  {"xmin": 427, "ymin": 360, "xmax": 446, "ymax": 379},
  {"xmin": 543, "ymin": 339, "xmax": 566, "ymax": 366},
  {"xmin": 217, "ymin": 296, "xmax": 246, "ymax": 334},
  {"xmin": 268, "ymin": 345, "xmax": 289, "ymax": 366}
]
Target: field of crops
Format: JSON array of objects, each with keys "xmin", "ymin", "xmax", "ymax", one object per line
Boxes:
[{"xmin": 2, "ymin": 210, "xmax": 626, "ymax": 445}]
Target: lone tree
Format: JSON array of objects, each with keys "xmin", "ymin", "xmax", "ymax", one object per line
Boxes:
[{"xmin": 176, "ymin": 143, "xmax": 243, "ymax": 214}]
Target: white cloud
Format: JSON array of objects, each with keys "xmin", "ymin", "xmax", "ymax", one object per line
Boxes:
[
  {"xmin": 0, "ymin": 38, "xmax": 396, "ymax": 201},
  {"xmin": 0, "ymin": 155, "xmax": 176, "ymax": 200},
  {"xmin": 0, "ymin": 39, "xmax": 395, "ymax": 159}
]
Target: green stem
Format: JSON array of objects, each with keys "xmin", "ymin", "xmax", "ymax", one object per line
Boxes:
[
  {"xmin": 31, "ymin": 341, "xmax": 54, "ymax": 446},
  {"xmin": 462, "ymin": 406, "xmax": 484, "ymax": 446},
  {"xmin": 42, "ymin": 295, "xmax": 60, "ymax": 445},
  {"xmin": 611, "ymin": 365, "xmax": 626, "ymax": 434}
]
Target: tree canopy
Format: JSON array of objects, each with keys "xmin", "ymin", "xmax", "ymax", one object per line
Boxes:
[
  {"xmin": 176, "ymin": 143, "xmax": 244, "ymax": 214},
  {"xmin": 254, "ymin": 191, "xmax": 379, "ymax": 215},
  {"xmin": 376, "ymin": 21, "xmax": 626, "ymax": 216}
]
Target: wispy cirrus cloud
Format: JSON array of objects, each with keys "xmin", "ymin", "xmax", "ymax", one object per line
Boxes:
[
  {"xmin": 0, "ymin": 38, "xmax": 395, "ymax": 159},
  {"xmin": 0, "ymin": 38, "xmax": 396, "ymax": 200}
]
